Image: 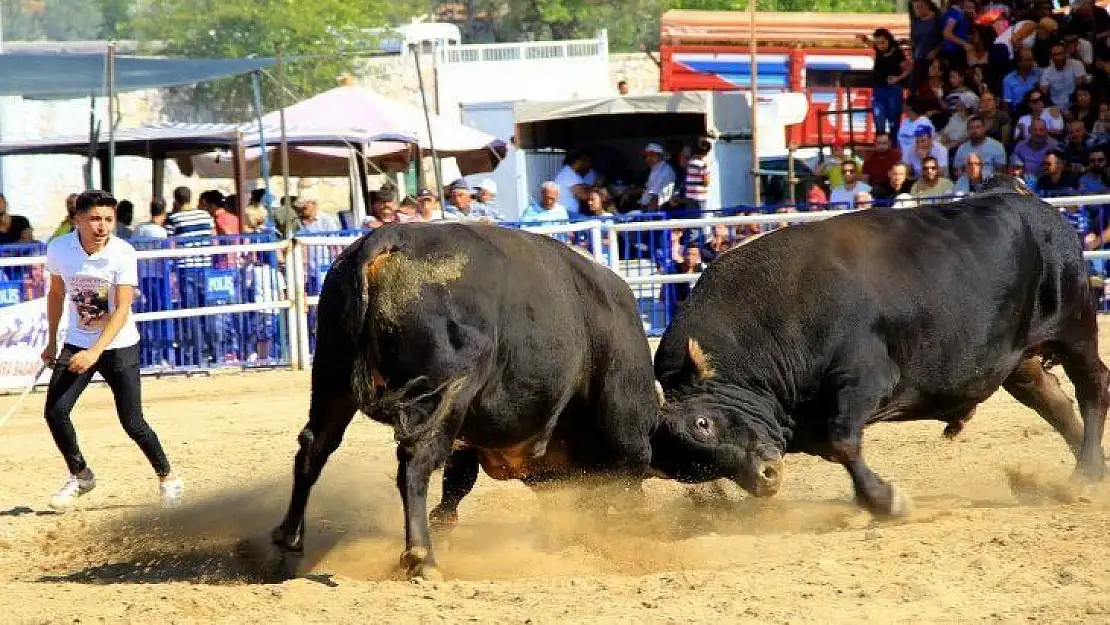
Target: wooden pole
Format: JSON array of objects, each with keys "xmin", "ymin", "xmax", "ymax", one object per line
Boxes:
[
  {"xmin": 412, "ymin": 43, "xmax": 445, "ymax": 211},
  {"xmin": 277, "ymin": 45, "xmax": 293, "ymax": 236}
]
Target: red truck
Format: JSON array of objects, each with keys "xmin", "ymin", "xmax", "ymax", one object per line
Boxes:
[{"xmin": 659, "ymin": 10, "xmax": 910, "ymax": 148}]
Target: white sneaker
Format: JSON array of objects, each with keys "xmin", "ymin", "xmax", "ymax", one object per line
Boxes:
[
  {"xmin": 49, "ymin": 473, "xmax": 97, "ymax": 511},
  {"xmin": 160, "ymin": 476, "xmax": 184, "ymax": 508}
]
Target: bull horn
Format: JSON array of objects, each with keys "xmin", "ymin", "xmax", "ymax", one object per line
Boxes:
[
  {"xmin": 687, "ymin": 338, "xmax": 716, "ymax": 381},
  {"xmin": 655, "ymin": 380, "xmax": 666, "ymax": 407}
]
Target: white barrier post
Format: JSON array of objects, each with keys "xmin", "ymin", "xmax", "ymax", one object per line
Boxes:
[
  {"xmin": 607, "ymin": 228, "xmax": 621, "ymax": 274},
  {"xmin": 589, "ymin": 222, "xmax": 604, "ymax": 264},
  {"xmin": 290, "ymin": 240, "xmax": 312, "ymax": 371},
  {"xmin": 283, "ymin": 241, "xmax": 302, "ymax": 371}
]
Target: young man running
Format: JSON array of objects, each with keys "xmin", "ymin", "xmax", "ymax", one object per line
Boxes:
[{"xmin": 41, "ymin": 190, "xmax": 184, "ymax": 511}]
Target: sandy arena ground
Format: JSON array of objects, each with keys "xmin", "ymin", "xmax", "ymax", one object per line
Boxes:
[{"xmin": 4, "ymin": 331, "xmax": 1110, "ymax": 624}]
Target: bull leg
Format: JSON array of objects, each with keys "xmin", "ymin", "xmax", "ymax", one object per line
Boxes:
[
  {"xmin": 827, "ymin": 356, "xmax": 910, "ymax": 518},
  {"xmin": 1003, "ymin": 357, "xmax": 1084, "ymax": 456},
  {"xmin": 429, "ymin": 448, "xmax": 480, "ymax": 530},
  {"xmin": 271, "ymin": 393, "xmax": 357, "ymax": 577},
  {"xmin": 941, "ymin": 406, "xmax": 977, "ymax": 439},
  {"xmin": 1053, "ymin": 321, "xmax": 1110, "ymax": 481},
  {"xmin": 397, "ymin": 431, "xmax": 456, "ymax": 580}
]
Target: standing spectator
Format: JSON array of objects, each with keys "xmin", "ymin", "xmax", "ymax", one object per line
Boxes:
[
  {"xmin": 242, "ymin": 251, "xmax": 286, "ymax": 365},
  {"xmin": 1003, "ymin": 48, "xmax": 1042, "ymax": 111},
  {"xmin": 133, "ymin": 198, "xmax": 168, "ymax": 239},
  {"xmin": 829, "ymin": 161, "xmax": 872, "ymax": 209},
  {"xmin": 442, "ymin": 180, "xmax": 502, "ymax": 222},
  {"xmin": 199, "ymin": 190, "xmax": 240, "ymax": 236},
  {"xmin": 1013, "ymin": 117, "xmax": 1060, "ymax": 177},
  {"xmin": 994, "ymin": 17, "xmax": 1037, "ymax": 63},
  {"xmin": 114, "ymin": 200, "xmax": 135, "ymax": 240},
  {"xmin": 683, "ymin": 138, "xmax": 712, "ymax": 215},
  {"xmin": 1030, "ymin": 18, "xmax": 1059, "ymax": 68},
  {"xmin": 639, "ymin": 143, "xmax": 677, "ymax": 211},
  {"xmin": 1041, "ymin": 41, "xmax": 1088, "ymax": 111},
  {"xmin": 165, "ymin": 190, "xmax": 217, "ymax": 367},
  {"xmin": 170, "ymin": 186, "xmax": 192, "ymax": 214},
  {"xmin": 939, "ymin": 0, "xmax": 973, "ymax": 69},
  {"xmin": 954, "ymin": 115, "xmax": 1007, "ymax": 177},
  {"xmin": 911, "ymin": 156, "xmax": 956, "ymax": 200},
  {"xmin": 910, "ymin": 0, "xmax": 944, "ymax": 75},
  {"xmin": 553, "ymin": 150, "xmax": 593, "ymax": 215},
  {"xmin": 860, "ymin": 29, "xmax": 912, "ymax": 135},
  {"xmin": 520, "ymin": 182, "xmax": 570, "ymax": 223},
  {"xmin": 415, "ymin": 188, "xmax": 442, "ymax": 221},
  {"xmin": 292, "ymin": 188, "xmax": 341, "ymax": 233},
  {"xmin": 0, "ymin": 193, "xmax": 33, "ymax": 245}
]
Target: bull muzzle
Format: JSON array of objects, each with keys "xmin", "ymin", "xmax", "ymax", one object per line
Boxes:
[{"xmin": 752, "ymin": 458, "xmax": 785, "ymax": 497}]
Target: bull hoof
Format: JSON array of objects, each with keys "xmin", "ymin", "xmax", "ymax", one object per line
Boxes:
[
  {"xmin": 1073, "ymin": 462, "xmax": 1106, "ymax": 484},
  {"xmin": 400, "ymin": 547, "xmax": 443, "ymax": 581},
  {"xmin": 428, "ymin": 506, "xmax": 459, "ymax": 530},
  {"xmin": 858, "ymin": 485, "xmax": 913, "ymax": 519},
  {"xmin": 942, "ymin": 421, "xmax": 965, "ymax": 439}
]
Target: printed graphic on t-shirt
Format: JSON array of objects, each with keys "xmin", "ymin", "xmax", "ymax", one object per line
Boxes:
[{"xmin": 69, "ymin": 275, "xmax": 112, "ymax": 333}]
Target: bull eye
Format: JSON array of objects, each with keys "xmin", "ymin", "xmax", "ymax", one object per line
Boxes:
[{"xmin": 695, "ymin": 417, "xmax": 711, "ymax": 432}]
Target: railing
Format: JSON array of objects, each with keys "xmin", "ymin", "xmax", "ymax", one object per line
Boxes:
[
  {"xmin": 5, "ymin": 192, "xmax": 1110, "ymax": 390},
  {"xmin": 444, "ymin": 30, "xmax": 608, "ymax": 64}
]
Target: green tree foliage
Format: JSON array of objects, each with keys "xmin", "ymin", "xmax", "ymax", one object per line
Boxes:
[
  {"xmin": 129, "ymin": 0, "xmax": 422, "ymax": 121},
  {"xmin": 1, "ymin": 0, "xmax": 104, "ymax": 41},
  {"xmin": 461, "ymin": 0, "xmax": 899, "ymax": 51}
]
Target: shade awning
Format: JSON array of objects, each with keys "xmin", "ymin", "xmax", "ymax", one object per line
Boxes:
[
  {"xmin": 0, "ymin": 53, "xmax": 279, "ymax": 100},
  {"xmin": 513, "ymin": 92, "xmax": 714, "ymax": 125}
]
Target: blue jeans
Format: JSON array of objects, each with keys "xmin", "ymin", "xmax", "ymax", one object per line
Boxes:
[{"xmin": 871, "ymin": 84, "xmax": 904, "ymax": 137}]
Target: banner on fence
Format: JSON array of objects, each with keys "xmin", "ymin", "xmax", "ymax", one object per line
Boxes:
[{"xmin": 0, "ymin": 296, "xmax": 58, "ymax": 391}]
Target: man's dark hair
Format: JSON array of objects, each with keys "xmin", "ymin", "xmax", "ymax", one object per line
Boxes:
[
  {"xmin": 250, "ymin": 189, "xmax": 266, "ymax": 204},
  {"xmin": 172, "ymin": 186, "xmax": 192, "ymax": 205},
  {"xmin": 375, "ymin": 189, "xmax": 396, "ymax": 203},
  {"xmin": 74, "ymin": 190, "xmax": 117, "ymax": 214},
  {"xmin": 150, "ymin": 197, "xmax": 166, "ymax": 217},
  {"xmin": 116, "ymin": 200, "xmax": 134, "ymax": 225},
  {"xmin": 199, "ymin": 189, "xmax": 226, "ymax": 208},
  {"xmin": 967, "ymin": 114, "xmax": 984, "ymax": 126},
  {"xmin": 694, "ymin": 138, "xmax": 712, "ymax": 155}
]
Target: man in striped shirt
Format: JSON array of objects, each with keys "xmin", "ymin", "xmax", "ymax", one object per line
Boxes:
[
  {"xmin": 683, "ymin": 138, "xmax": 712, "ymax": 215},
  {"xmin": 164, "ymin": 186, "xmax": 221, "ymax": 366}
]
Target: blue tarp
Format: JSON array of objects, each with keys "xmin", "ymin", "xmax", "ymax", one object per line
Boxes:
[{"xmin": 0, "ymin": 52, "xmax": 279, "ymax": 100}]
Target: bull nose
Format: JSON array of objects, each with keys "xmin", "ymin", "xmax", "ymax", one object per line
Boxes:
[{"xmin": 754, "ymin": 459, "xmax": 784, "ymax": 497}]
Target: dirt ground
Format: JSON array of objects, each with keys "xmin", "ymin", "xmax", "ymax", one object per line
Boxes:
[{"xmin": 4, "ymin": 332, "xmax": 1110, "ymax": 625}]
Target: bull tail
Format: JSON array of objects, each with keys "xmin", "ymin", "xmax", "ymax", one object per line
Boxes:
[{"xmin": 341, "ymin": 229, "xmax": 406, "ymax": 415}]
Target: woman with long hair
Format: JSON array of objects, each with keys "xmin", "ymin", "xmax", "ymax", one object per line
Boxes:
[{"xmin": 859, "ymin": 29, "xmax": 912, "ymax": 135}]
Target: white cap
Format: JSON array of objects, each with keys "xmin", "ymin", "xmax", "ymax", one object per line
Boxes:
[
  {"xmin": 643, "ymin": 142, "xmax": 665, "ymax": 155},
  {"xmin": 294, "ymin": 187, "xmax": 319, "ymax": 206},
  {"xmin": 478, "ymin": 179, "xmax": 497, "ymax": 194}
]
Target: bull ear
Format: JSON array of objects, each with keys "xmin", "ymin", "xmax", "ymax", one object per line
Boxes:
[{"xmin": 686, "ymin": 338, "xmax": 716, "ymax": 381}]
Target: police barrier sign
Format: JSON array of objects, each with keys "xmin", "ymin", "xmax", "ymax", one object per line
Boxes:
[{"xmin": 0, "ymin": 297, "xmax": 59, "ymax": 391}]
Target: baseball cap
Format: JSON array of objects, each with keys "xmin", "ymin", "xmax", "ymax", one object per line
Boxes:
[
  {"xmin": 914, "ymin": 126, "xmax": 934, "ymax": 138},
  {"xmin": 478, "ymin": 179, "xmax": 498, "ymax": 194},
  {"xmin": 643, "ymin": 142, "xmax": 664, "ymax": 155},
  {"xmin": 416, "ymin": 188, "xmax": 435, "ymax": 199}
]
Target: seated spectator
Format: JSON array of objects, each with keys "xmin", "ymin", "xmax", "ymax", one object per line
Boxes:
[
  {"xmin": 1037, "ymin": 151, "xmax": 1079, "ymax": 195},
  {"xmin": 1079, "ymin": 147, "xmax": 1110, "ymax": 194},
  {"xmin": 861, "ymin": 133, "xmax": 902, "ymax": 188},
  {"xmin": 1013, "ymin": 89, "xmax": 1064, "ymax": 142},
  {"xmin": 519, "ymin": 181, "xmax": 570, "ymax": 223},
  {"xmin": 829, "ymin": 160, "xmax": 872, "ymax": 209},
  {"xmin": 242, "ymin": 204, "xmax": 269, "ymax": 234},
  {"xmin": 873, "ymin": 162, "xmax": 915, "ymax": 201},
  {"xmin": 977, "ymin": 91, "xmax": 1012, "ymax": 144},
  {"xmin": 1012, "ymin": 117, "xmax": 1059, "ymax": 177},
  {"xmin": 1008, "ymin": 155, "xmax": 1039, "ymax": 192},
  {"xmin": 1041, "ymin": 41, "xmax": 1089, "ymax": 111},
  {"xmin": 1091, "ymin": 102, "xmax": 1110, "ymax": 145},
  {"xmin": 414, "ymin": 188, "xmax": 443, "ymax": 221},
  {"xmin": 700, "ymin": 224, "xmax": 735, "ymax": 263},
  {"xmin": 668, "ymin": 243, "xmax": 704, "ymax": 306},
  {"xmin": 48, "ymin": 193, "xmax": 78, "ymax": 242},
  {"xmin": 940, "ymin": 90, "xmax": 978, "ymax": 155},
  {"xmin": 955, "ymin": 152, "xmax": 990, "ymax": 194},
  {"xmin": 554, "ymin": 150, "xmax": 593, "ymax": 215},
  {"xmin": 910, "ymin": 156, "xmax": 955, "ymax": 201},
  {"xmin": 1003, "ymin": 48, "xmax": 1041, "ymax": 111},
  {"xmin": 854, "ymin": 191, "xmax": 874, "ymax": 209},
  {"xmin": 0, "ymin": 193, "xmax": 32, "ymax": 245},
  {"xmin": 291, "ymin": 188, "xmax": 342, "ymax": 233},
  {"xmin": 582, "ymin": 188, "xmax": 616, "ymax": 218},
  {"xmin": 954, "ymin": 115, "xmax": 1007, "ymax": 177},
  {"xmin": 816, "ymin": 137, "xmax": 860, "ymax": 190},
  {"xmin": 396, "ymin": 196, "xmax": 424, "ymax": 223},
  {"xmin": 1068, "ymin": 85, "xmax": 1097, "ymax": 132},
  {"xmin": 907, "ymin": 126, "xmax": 950, "ymax": 178},
  {"xmin": 134, "ymin": 197, "xmax": 169, "ymax": 239},
  {"xmin": 443, "ymin": 179, "xmax": 503, "ymax": 222},
  {"xmin": 1062, "ymin": 119, "xmax": 1093, "ymax": 176},
  {"xmin": 363, "ymin": 192, "xmax": 399, "ymax": 229},
  {"xmin": 897, "ymin": 98, "xmax": 936, "ymax": 158},
  {"xmin": 475, "ymin": 179, "xmax": 498, "ymax": 213}
]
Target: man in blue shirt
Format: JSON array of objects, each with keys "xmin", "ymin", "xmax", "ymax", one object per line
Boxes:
[
  {"xmin": 1003, "ymin": 49, "xmax": 1041, "ymax": 111},
  {"xmin": 519, "ymin": 182, "xmax": 570, "ymax": 223}
]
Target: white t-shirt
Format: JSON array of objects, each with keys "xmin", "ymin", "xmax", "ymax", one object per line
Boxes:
[
  {"xmin": 829, "ymin": 182, "xmax": 872, "ymax": 208},
  {"xmin": 896, "ymin": 116, "xmax": 935, "ymax": 161},
  {"xmin": 642, "ymin": 160, "xmax": 677, "ymax": 207},
  {"xmin": 45, "ymin": 232, "xmax": 141, "ymax": 350},
  {"xmin": 553, "ymin": 165, "xmax": 585, "ymax": 214}
]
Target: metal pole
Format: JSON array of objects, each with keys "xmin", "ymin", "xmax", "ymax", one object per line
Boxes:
[
  {"xmin": 250, "ymin": 71, "xmax": 271, "ymax": 192},
  {"xmin": 277, "ymin": 46, "xmax": 293, "ymax": 237},
  {"xmin": 787, "ymin": 144, "xmax": 797, "ymax": 207},
  {"xmin": 749, "ymin": 1, "xmax": 761, "ymax": 208},
  {"xmin": 411, "ymin": 43, "xmax": 445, "ymax": 211},
  {"xmin": 106, "ymin": 42, "xmax": 116, "ymax": 193}
]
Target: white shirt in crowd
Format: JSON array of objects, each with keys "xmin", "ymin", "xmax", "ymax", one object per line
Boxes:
[
  {"xmin": 1040, "ymin": 59, "xmax": 1087, "ymax": 110},
  {"xmin": 1015, "ymin": 109, "xmax": 1065, "ymax": 140},
  {"xmin": 829, "ymin": 182, "xmax": 872, "ymax": 208},
  {"xmin": 641, "ymin": 160, "xmax": 677, "ymax": 207},
  {"xmin": 553, "ymin": 165, "xmax": 585, "ymax": 214},
  {"xmin": 45, "ymin": 232, "xmax": 141, "ymax": 351},
  {"xmin": 896, "ymin": 116, "xmax": 935, "ymax": 160}
]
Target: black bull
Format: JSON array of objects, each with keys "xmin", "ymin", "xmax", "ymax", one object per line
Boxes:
[
  {"xmin": 271, "ymin": 222, "xmax": 661, "ymax": 579},
  {"xmin": 652, "ymin": 179, "xmax": 1110, "ymax": 516}
]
